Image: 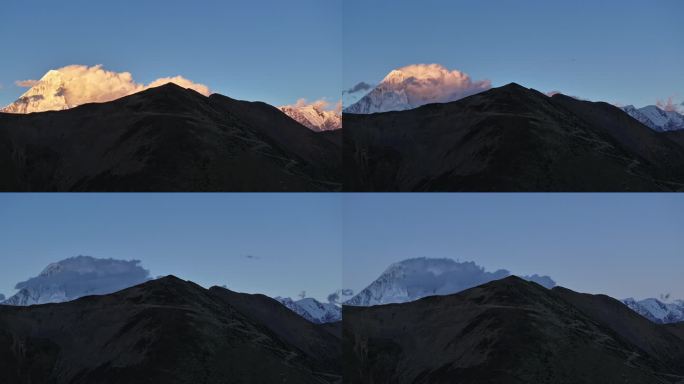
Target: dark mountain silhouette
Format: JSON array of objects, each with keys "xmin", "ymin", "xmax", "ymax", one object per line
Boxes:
[
  {"xmin": 344, "ymin": 276, "xmax": 684, "ymax": 384},
  {"xmin": 344, "ymin": 83, "xmax": 684, "ymax": 191},
  {"xmin": 0, "ymin": 276, "xmax": 341, "ymax": 384},
  {"xmin": 0, "ymin": 84, "xmax": 341, "ymax": 191}
]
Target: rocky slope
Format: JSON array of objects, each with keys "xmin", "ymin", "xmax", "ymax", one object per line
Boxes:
[
  {"xmin": 0, "ymin": 276, "xmax": 341, "ymax": 384},
  {"xmin": 344, "ymin": 83, "xmax": 684, "ymax": 191},
  {"xmin": 344, "ymin": 276, "xmax": 684, "ymax": 384},
  {"xmin": 0, "ymin": 83, "xmax": 341, "ymax": 191}
]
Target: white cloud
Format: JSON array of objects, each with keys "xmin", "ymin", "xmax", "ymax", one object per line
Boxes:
[
  {"xmin": 11, "ymin": 64, "xmax": 211, "ymax": 110},
  {"xmin": 9, "ymin": 255, "xmax": 151, "ymax": 303},
  {"xmin": 386, "ymin": 63, "xmax": 491, "ymax": 105}
]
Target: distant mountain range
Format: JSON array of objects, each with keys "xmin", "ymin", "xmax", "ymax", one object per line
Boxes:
[
  {"xmin": 0, "ymin": 276, "xmax": 342, "ymax": 384},
  {"xmin": 624, "ymin": 297, "xmax": 684, "ymax": 324},
  {"xmin": 344, "ymin": 64, "xmax": 490, "ymax": 114},
  {"xmin": 623, "ymin": 105, "xmax": 684, "ymax": 132},
  {"xmin": 345, "ymin": 83, "xmax": 684, "ymax": 191},
  {"xmin": 344, "ymin": 258, "xmax": 555, "ymax": 306},
  {"xmin": 279, "ymin": 103, "xmax": 341, "ymax": 132},
  {"xmin": 275, "ymin": 297, "xmax": 341, "ymax": 323},
  {"xmin": 344, "ymin": 276, "xmax": 684, "ymax": 383},
  {"xmin": 0, "ymin": 83, "xmax": 341, "ymax": 191},
  {"xmin": 343, "ymin": 257, "xmax": 684, "ymax": 325}
]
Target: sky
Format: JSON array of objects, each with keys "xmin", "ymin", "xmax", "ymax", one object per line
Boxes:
[
  {"xmin": 0, "ymin": 194, "xmax": 342, "ymax": 302},
  {"xmin": 0, "ymin": 0, "xmax": 341, "ymax": 108},
  {"xmin": 342, "ymin": 194, "xmax": 684, "ymax": 301},
  {"xmin": 343, "ymin": 0, "xmax": 684, "ymax": 109}
]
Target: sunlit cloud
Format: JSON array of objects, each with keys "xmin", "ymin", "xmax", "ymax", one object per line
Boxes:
[
  {"xmin": 15, "ymin": 79, "xmax": 39, "ymax": 87},
  {"xmin": 656, "ymin": 96, "xmax": 682, "ymax": 113},
  {"xmin": 387, "ymin": 63, "xmax": 491, "ymax": 104},
  {"xmin": 8, "ymin": 64, "xmax": 211, "ymax": 113}
]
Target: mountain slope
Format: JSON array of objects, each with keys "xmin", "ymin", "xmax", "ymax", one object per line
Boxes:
[
  {"xmin": 279, "ymin": 104, "xmax": 341, "ymax": 132},
  {"xmin": 275, "ymin": 297, "xmax": 342, "ymax": 323},
  {"xmin": 344, "ymin": 64, "xmax": 490, "ymax": 114},
  {"xmin": 0, "ymin": 83, "xmax": 341, "ymax": 191},
  {"xmin": 623, "ymin": 105, "xmax": 684, "ymax": 132},
  {"xmin": 2, "ymin": 256, "xmax": 151, "ymax": 306},
  {"xmin": 346, "ymin": 258, "xmax": 555, "ymax": 306},
  {"xmin": 344, "ymin": 276, "xmax": 684, "ymax": 384},
  {"xmin": 1, "ymin": 70, "xmax": 70, "ymax": 113},
  {"xmin": 623, "ymin": 297, "xmax": 684, "ymax": 324},
  {"xmin": 344, "ymin": 83, "xmax": 684, "ymax": 191},
  {"xmin": 0, "ymin": 276, "xmax": 341, "ymax": 384}
]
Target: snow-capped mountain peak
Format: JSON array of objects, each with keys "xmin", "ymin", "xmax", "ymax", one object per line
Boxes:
[
  {"xmin": 1, "ymin": 256, "xmax": 151, "ymax": 306},
  {"xmin": 622, "ymin": 104, "xmax": 684, "ymax": 131},
  {"xmin": 1, "ymin": 70, "xmax": 71, "ymax": 114},
  {"xmin": 279, "ymin": 102, "xmax": 341, "ymax": 132},
  {"xmin": 344, "ymin": 64, "xmax": 491, "ymax": 114},
  {"xmin": 345, "ymin": 257, "xmax": 555, "ymax": 307},
  {"xmin": 622, "ymin": 297, "xmax": 684, "ymax": 324},
  {"xmin": 274, "ymin": 296, "xmax": 341, "ymax": 323}
]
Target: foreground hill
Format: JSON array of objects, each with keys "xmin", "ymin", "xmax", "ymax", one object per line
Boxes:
[
  {"xmin": 344, "ymin": 276, "xmax": 684, "ymax": 384},
  {"xmin": 0, "ymin": 83, "xmax": 341, "ymax": 191},
  {"xmin": 344, "ymin": 83, "xmax": 684, "ymax": 191},
  {"xmin": 0, "ymin": 276, "xmax": 341, "ymax": 384}
]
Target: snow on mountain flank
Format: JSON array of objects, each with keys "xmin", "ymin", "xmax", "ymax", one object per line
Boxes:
[
  {"xmin": 623, "ymin": 297, "xmax": 684, "ymax": 324},
  {"xmin": 275, "ymin": 296, "xmax": 341, "ymax": 323},
  {"xmin": 1, "ymin": 256, "xmax": 151, "ymax": 306},
  {"xmin": 345, "ymin": 257, "xmax": 556, "ymax": 307},
  {"xmin": 344, "ymin": 64, "xmax": 491, "ymax": 114},
  {"xmin": 622, "ymin": 105, "xmax": 684, "ymax": 131},
  {"xmin": 1, "ymin": 65, "xmax": 211, "ymax": 114},
  {"xmin": 279, "ymin": 99, "xmax": 342, "ymax": 131}
]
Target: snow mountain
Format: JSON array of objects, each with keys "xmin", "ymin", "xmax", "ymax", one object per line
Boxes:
[
  {"xmin": 344, "ymin": 64, "xmax": 490, "ymax": 114},
  {"xmin": 1, "ymin": 70, "xmax": 71, "ymax": 113},
  {"xmin": 1, "ymin": 256, "xmax": 151, "ymax": 306},
  {"xmin": 279, "ymin": 103, "xmax": 341, "ymax": 132},
  {"xmin": 622, "ymin": 105, "xmax": 684, "ymax": 132},
  {"xmin": 623, "ymin": 297, "xmax": 684, "ymax": 324},
  {"xmin": 345, "ymin": 257, "xmax": 556, "ymax": 306},
  {"xmin": 275, "ymin": 296, "xmax": 341, "ymax": 323}
]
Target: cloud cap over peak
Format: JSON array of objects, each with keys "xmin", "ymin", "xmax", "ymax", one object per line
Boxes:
[
  {"xmin": 345, "ymin": 63, "xmax": 491, "ymax": 114},
  {"xmin": 3, "ymin": 64, "xmax": 211, "ymax": 114}
]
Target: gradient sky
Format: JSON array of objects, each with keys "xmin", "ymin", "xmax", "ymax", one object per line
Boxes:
[
  {"xmin": 343, "ymin": 0, "xmax": 684, "ymax": 109},
  {"xmin": 0, "ymin": 0, "xmax": 341, "ymax": 108},
  {"xmin": 0, "ymin": 194, "xmax": 342, "ymax": 302},
  {"xmin": 343, "ymin": 194, "xmax": 684, "ymax": 301}
]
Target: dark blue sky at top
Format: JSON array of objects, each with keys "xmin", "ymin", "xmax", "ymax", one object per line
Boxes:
[
  {"xmin": 0, "ymin": 0, "xmax": 341, "ymax": 107},
  {"xmin": 343, "ymin": 0, "xmax": 684, "ymax": 108}
]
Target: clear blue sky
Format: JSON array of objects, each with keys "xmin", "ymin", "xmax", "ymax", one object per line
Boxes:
[
  {"xmin": 0, "ymin": 0, "xmax": 341, "ymax": 107},
  {"xmin": 343, "ymin": 0, "xmax": 684, "ymax": 108},
  {"xmin": 343, "ymin": 194, "xmax": 684, "ymax": 301},
  {"xmin": 0, "ymin": 194, "xmax": 342, "ymax": 301}
]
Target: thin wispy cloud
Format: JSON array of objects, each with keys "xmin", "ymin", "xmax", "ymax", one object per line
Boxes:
[{"xmin": 343, "ymin": 81, "xmax": 373, "ymax": 94}]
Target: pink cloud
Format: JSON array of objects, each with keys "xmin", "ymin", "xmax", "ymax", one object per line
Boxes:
[{"xmin": 656, "ymin": 96, "xmax": 682, "ymax": 113}]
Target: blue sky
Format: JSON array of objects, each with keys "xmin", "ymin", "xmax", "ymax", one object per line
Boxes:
[
  {"xmin": 0, "ymin": 0, "xmax": 341, "ymax": 108},
  {"xmin": 0, "ymin": 194, "xmax": 342, "ymax": 301},
  {"xmin": 343, "ymin": 0, "xmax": 684, "ymax": 109},
  {"xmin": 343, "ymin": 194, "xmax": 684, "ymax": 301}
]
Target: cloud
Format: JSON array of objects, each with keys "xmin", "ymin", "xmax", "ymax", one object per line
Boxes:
[
  {"xmin": 9, "ymin": 255, "xmax": 151, "ymax": 303},
  {"xmin": 327, "ymin": 288, "xmax": 354, "ymax": 304},
  {"xmin": 656, "ymin": 96, "xmax": 682, "ymax": 113},
  {"xmin": 0, "ymin": 293, "xmax": 4, "ymax": 301},
  {"xmin": 343, "ymin": 81, "xmax": 373, "ymax": 94},
  {"xmin": 15, "ymin": 79, "xmax": 39, "ymax": 87},
  {"xmin": 545, "ymin": 90, "xmax": 561, "ymax": 97},
  {"xmin": 522, "ymin": 274, "xmax": 557, "ymax": 289},
  {"xmin": 243, "ymin": 254, "xmax": 260, "ymax": 260},
  {"xmin": 288, "ymin": 97, "xmax": 339, "ymax": 112},
  {"xmin": 11, "ymin": 64, "xmax": 211, "ymax": 109},
  {"xmin": 146, "ymin": 76, "xmax": 211, "ymax": 96},
  {"xmin": 389, "ymin": 63, "xmax": 491, "ymax": 105}
]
